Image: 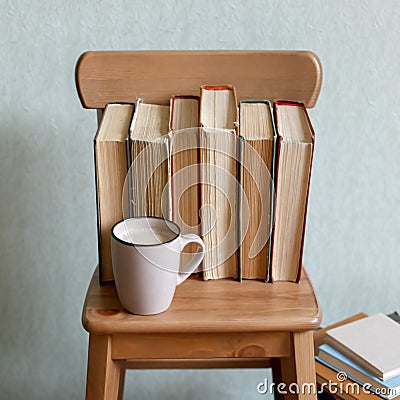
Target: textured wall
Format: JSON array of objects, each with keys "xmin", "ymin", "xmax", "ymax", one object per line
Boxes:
[{"xmin": 1, "ymin": 1, "xmax": 400, "ymax": 399}]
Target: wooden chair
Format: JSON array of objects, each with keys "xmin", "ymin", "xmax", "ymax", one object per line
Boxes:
[{"xmin": 76, "ymin": 50, "xmax": 322, "ymax": 400}]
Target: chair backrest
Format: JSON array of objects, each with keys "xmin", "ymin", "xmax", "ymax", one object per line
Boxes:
[{"xmin": 75, "ymin": 50, "xmax": 322, "ymax": 109}]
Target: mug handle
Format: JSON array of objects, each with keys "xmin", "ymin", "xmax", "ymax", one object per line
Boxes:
[{"xmin": 176, "ymin": 234, "xmax": 205, "ymax": 285}]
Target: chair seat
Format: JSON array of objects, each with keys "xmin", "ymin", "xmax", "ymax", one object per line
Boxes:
[{"xmin": 82, "ymin": 266, "xmax": 321, "ymax": 335}]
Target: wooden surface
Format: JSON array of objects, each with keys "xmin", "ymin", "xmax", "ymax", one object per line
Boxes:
[
  {"xmin": 86, "ymin": 335, "xmax": 123, "ymax": 400},
  {"xmin": 112, "ymin": 331, "xmax": 290, "ymax": 359},
  {"xmin": 82, "ymin": 266, "xmax": 321, "ymax": 335},
  {"xmin": 278, "ymin": 332, "xmax": 317, "ymax": 400},
  {"xmin": 123, "ymin": 358, "xmax": 271, "ymax": 369},
  {"xmin": 76, "ymin": 51, "xmax": 322, "ymax": 109}
]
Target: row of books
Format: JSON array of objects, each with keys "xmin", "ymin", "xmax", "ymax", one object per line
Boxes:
[
  {"xmin": 94, "ymin": 85, "xmax": 315, "ymax": 282},
  {"xmin": 315, "ymin": 313, "xmax": 400, "ymax": 400}
]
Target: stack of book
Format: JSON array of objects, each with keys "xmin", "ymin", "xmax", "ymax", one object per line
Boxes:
[
  {"xmin": 93, "ymin": 84, "xmax": 315, "ymax": 283},
  {"xmin": 316, "ymin": 313, "xmax": 400, "ymax": 400}
]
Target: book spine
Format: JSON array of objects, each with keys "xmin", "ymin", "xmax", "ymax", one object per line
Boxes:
[
  {"xmin": 125, "ymin": 103, "xmax": 136, "ymax": 219},
  {"xmin": 93, "ymin": 134, "xmax": 104, "ymax": 283},
  {"xmin": 166, "ymin": 135, "xmax": 173, "ymax": 221},
  {"xmin": 237, "ymin": 134, "xmax": 244, "ymax": 282},
  {"xmin": 269, "ymin": 103, "xmax": 282, "ymax": 283},
  {"xmin": 125, "ymin": 134, "xmax": 133, "ymax": 218},
  {"xmin": 267, "ymin": 101, "xmax": 277, "ymax": 283},
  {"xmin": 295, "ymin": 105, "xmax": 315, "ymax": 282}
]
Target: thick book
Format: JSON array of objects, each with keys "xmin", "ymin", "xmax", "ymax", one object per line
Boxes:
[
  {"xmin": 200, "ymin": 85, "xmax": 239, "ymax": 279},
  {"xmin": 270, "ymin": 101, "xmax": 315, "ymax": 282},
  {"xmin": 315, "ymin": 314, "xmax": 380, "ymax": 400},
  {"xmin": 129, "ymin": 99, "xmax": 171, "ymax": 220},
  {"xmin": 316, "ymin": 361, "xmax": 384, "ymax": 400},
  {"xmin": 238, "ymin": 100, "xmax": 276, "ymax": 281},
  {"xmin": 325, "ymin": 313, "xmax": 400, "ymax": 381},
  {"xmin": 169, "ymin": 95, "xmax": 200, "ymax": 235},
  {"xmin": 317, "ymin": 344, "xmax": 400, "ymax": 399},
  {"xmin": 94, "ymin": 103, "xmax": 134, "ymax": 282},
  {"xmin": 169, "ymin": 96, "xmax": 201, "ymax": 271},
  {"xmin": 314, "ymin": 313, "xmax": 367, "ymax": 351}
]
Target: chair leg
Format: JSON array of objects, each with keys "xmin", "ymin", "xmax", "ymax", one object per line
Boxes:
[
  {"xmin": 274, "ymin": 331, "xmax": 317, "ymax": 400},
  {"xmin": 86, "ymin": 334, "xmax": 123, "ymax": 400},
  {"xmin": 118, "ymin": 362, "xmax": 126, "ymax": 400},
  {"xmin": 271, "ymin": 358, "xmax": 285, "ymax": 400}
]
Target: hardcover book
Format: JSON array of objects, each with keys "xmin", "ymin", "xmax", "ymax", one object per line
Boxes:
[
  {"xmin": 129, "ymin": 99, "xmax": 171, "ymax": 220},
  {"xmin": 326, "ymin": 313, "xmax": 400, "ymax": 381},
  {"xmin": 317, "ymin": 344, "xmax": 400, "ymax": 398},
  {"xmin": 199, "ymin": 85, "xmax": 239, "ymax": 279},
  {"xmin": 169, "ymin": 95, "xmax": 201, "ymax": 271},
  {"xmin": 94, "ymin": 103, "xmax": 134, "ymax": 282},
  {"xmin": 238, "ymin": 100, "xmax": 276, "ymax": 281},
  {"xmin": 316, "ymin": 361, "xmax": 385, "ymax": 400},
  {"xmin": 169, "ymin": 95, "xmax": 200, "ymax": 236},
  {"xmin": 270, "ymin": 101, "xmax": 315, "ymax": 282}
]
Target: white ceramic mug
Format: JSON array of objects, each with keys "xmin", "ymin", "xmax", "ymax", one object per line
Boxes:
[{"xmin": 111, "ymin": 216, "xmax": 205, "ymax": 315}]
